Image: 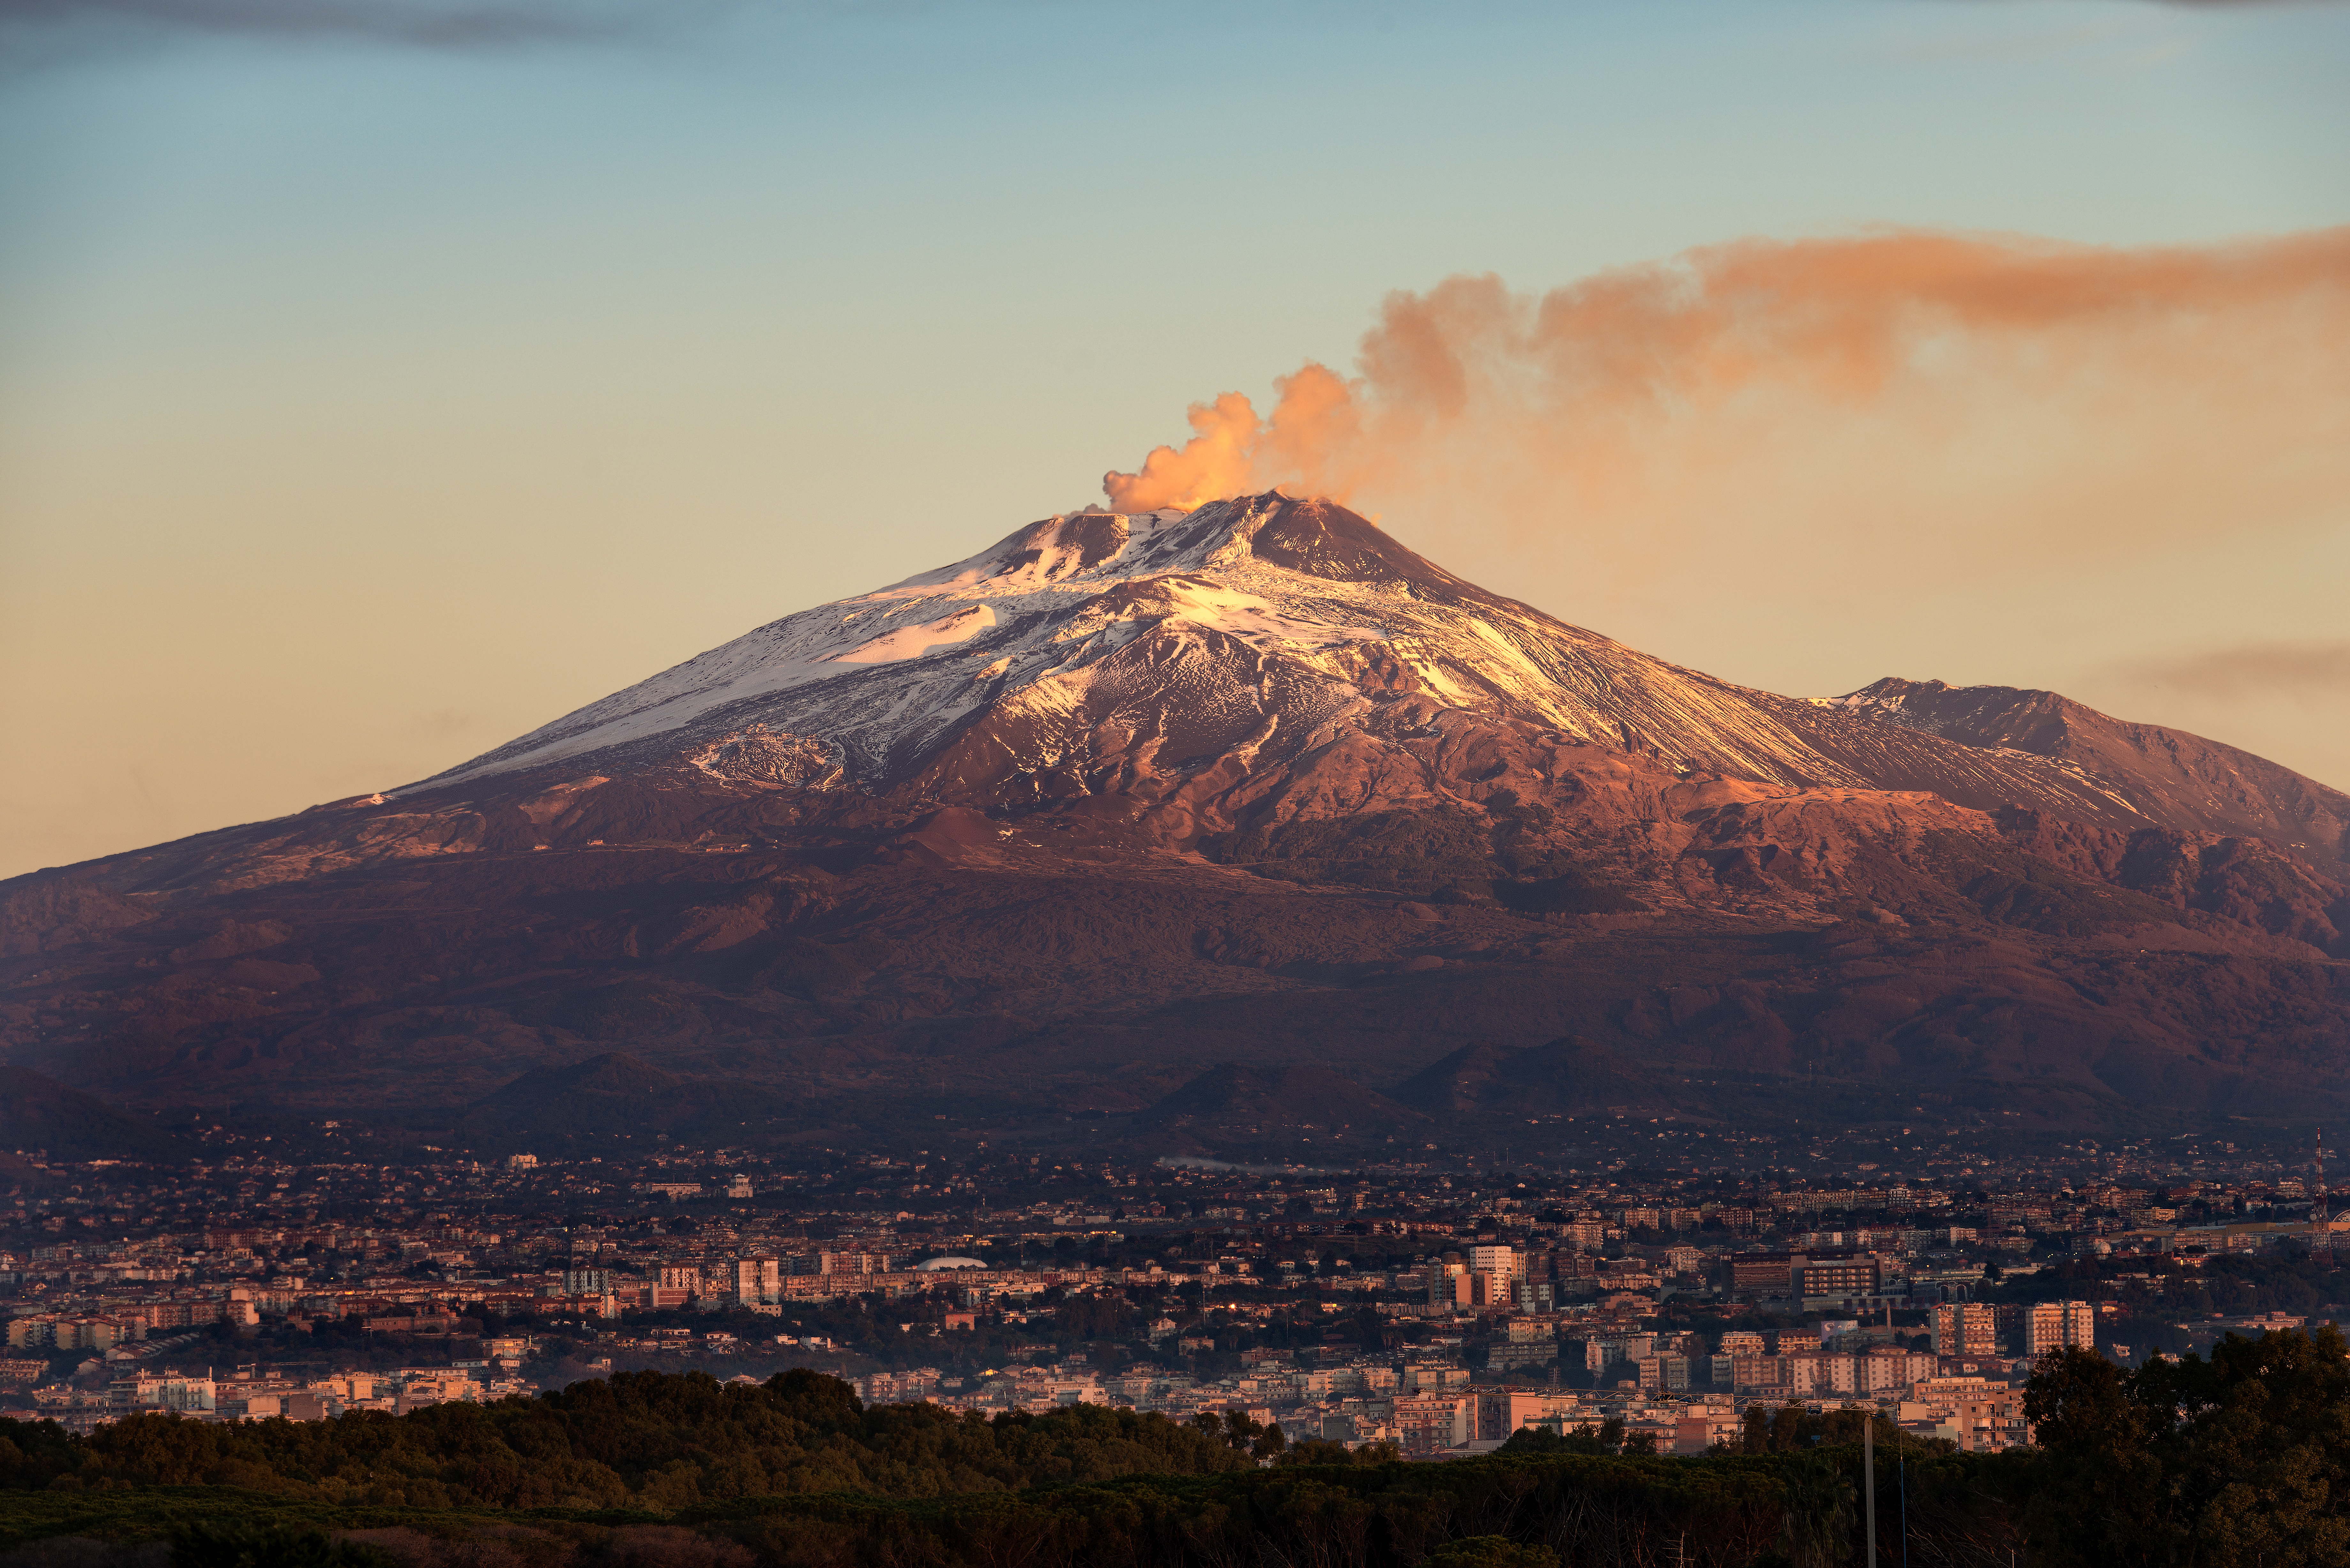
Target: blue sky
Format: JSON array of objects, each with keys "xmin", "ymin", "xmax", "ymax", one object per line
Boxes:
[{"xmin": 2, "ymin": 0, "xmax": 2346, "ymax": 874}]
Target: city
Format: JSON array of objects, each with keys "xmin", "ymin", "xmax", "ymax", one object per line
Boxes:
[{"xmin": 5, "ymin": 1129, "xmax": 2335, "ymax": 1461}]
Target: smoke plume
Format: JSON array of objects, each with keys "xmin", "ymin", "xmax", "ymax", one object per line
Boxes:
[{"xmin": 1102, "ymin": 228, "xmax": 2350, "ymax": 566}]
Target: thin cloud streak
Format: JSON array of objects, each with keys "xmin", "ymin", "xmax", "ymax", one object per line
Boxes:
[
  {"xmin": 2099, "ymin": 641, "xmax": 2350, "ymax": 703},
  {"xmin": 0, "ymin": 0, "xmax": 698, "ymax": 49}
]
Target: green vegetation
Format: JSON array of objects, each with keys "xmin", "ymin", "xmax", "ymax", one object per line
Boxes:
[
  {"xmin": 0, "ymin": 1450, "xmax": 1862, "ymax": 1568},
  {"xmin": 2, "ymin": 1330, "xmax": 2347, "ymax": 1565},
  {"xmin": 2017, "ymin": 1327, "xmax": 2350, "ymax": 1567},
  {"xmin": 1, "ymin": 1372, "xmax": 1247, "ymax": 1510}
]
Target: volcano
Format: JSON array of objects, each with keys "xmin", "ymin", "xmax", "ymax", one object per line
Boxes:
[{"xmin": 4, "ymin": 494, "xmax": 2346, "ymax": 1157}]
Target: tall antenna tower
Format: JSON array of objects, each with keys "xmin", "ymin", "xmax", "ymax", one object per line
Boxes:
[{"xmin": 2317, "ymin": 1127, "xmax": 2328, "ymax": 1226}]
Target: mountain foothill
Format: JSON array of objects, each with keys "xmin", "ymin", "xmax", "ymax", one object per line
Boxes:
[{"xmin": 3, "ymin": 494, "xmax": 2345, "ymax": 1159}]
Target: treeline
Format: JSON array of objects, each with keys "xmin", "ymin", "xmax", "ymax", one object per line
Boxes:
[
  {"xmin": 674, "ymin": 1452, "xmax": 1964, "ymax": 1568},
  {"xmin": 0, "ymin": 1372, "xmax": 1252, "ymax": 1510},
  {"xmin": 0, "ymin": 1329, "xmax": 2346, "ymax": 1565},
  {"xmin": 3, "ymin": 1445, "xmax": 2001, "ymax": 1568}
]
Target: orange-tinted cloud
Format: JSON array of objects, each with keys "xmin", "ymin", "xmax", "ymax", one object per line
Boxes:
[
  {"xmin": 2100, "ymin": 641, "xmax": 2350, "ymax": 703},
  {"xmin": 1103, "ymin": 227, "xmax": 2350, "ymax": 559}
]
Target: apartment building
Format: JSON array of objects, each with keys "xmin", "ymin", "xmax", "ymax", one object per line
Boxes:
[
  {"xmin": 1636, "ymin": 1355, "xmax": 1691, "ymax": 1391},
  {"xmin": 1424, "ymin": 1260, "xmax": 1464, "ymax": 1306},
  {"xmin": 2025, "ymin": 1300, "xmax": 2097, "ymax": 1357},
  {"xmin": 1392, "ymin": 1393, "xmax": 1477, "ymax": 1454},
  {"xmin": 1731, "ymin": 1250, "xmax": 1884, "ymax": 1299},
  {"xmin": 1733, "ymin": 1347, "xmax": 1938, "ymax": 1396},
  {"xmin": 1468, "ymin": 1245, "xmax": 1518, "ymax": 1278},
  {"xmin": 1582, "ymin": 1333, "xmax": 1655, "ymax": 1374},
  {"xmin": 1426, "ymin": 1264, "xmax": 1516, "ymax": 1309},
  {"xmin": 1401, "ymin": 1362, "xmax": 1472, "ymax": 1392},
  {"xmin": 1478, "ymin": 1390, "xmax": 1589, "ymax": 1443},
  {"xmin": 1903, "ymin": 1376, "xmax": 2032, "ymax": 1452},
  {"xmin": 1931, "ymin": 1302, "xmax": 1999, "ymax": 1356},
  {"xmin": 734, "ymin": 1257, "xmax": 782, "ymax": 1306},
  {"xmin": 819, "ymin": 1251, "xmax": 893, "ymax": 1276}
]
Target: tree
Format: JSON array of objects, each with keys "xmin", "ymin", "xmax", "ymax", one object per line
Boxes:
[
  {"xmin": 1276, "ymin": 1436, "xmax": 1399, "ymax": 1466},
  {"xmin": 2020, "ymin": 1346, "xmax": 2167, "ymax": 1566},
  {"xmin": 2157, "ymin": 1325, "xmax": 2350, "ymax": 1568},
  {"xmin": 1500, "ymin": 1417, "xmax": 1627, "ymax": 1456},
  {"xmin": 2020, "ymin": 1327, "xmax": 2350, "ymax": 1568}
]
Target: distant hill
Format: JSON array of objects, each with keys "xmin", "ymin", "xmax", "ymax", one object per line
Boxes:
[
  {"xmin": 0, "ymin": 1066, "xmax": 184, "ymax": 1162},
  {"xmin": 1397, "ymin": 1037, "xmax": 1668, "ymax": 1119},
  {"xmin": 454, "ymin": 1052, "xmax": 798, "ymax": 1153},
  {"xmin": 1131, "ymin": 1062, "xmax": 1429, "ymax": 1156}
]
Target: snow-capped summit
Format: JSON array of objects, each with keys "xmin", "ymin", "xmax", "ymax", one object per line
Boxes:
[
  {"xmin": 417, "ymin": 494, "xmax": 1853, "ymax": 798},
  {"xmin": 420, "ymin": 495, "xmax": 1434, "ymax": 791},
  {"xmin": 411, "ymin": 494, "xmax": 2349, "ymax": 855}
]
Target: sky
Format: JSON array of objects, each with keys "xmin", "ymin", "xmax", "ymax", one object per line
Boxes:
[{"xmin": 2, "ymin": 0, "xmax": 2346, "ymax": 878}]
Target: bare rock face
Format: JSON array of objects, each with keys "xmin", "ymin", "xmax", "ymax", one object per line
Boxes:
[{"xmin": 3, "ymin": 494, "xmax": 2346, "ymax": 1155}]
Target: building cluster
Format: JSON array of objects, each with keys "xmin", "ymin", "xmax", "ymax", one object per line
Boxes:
[
  {"xmin": 25, "ymin": 1361, "xmax": 534, "ymax": 1435},
  {"xmin": 0, "ymin": 1133, "xmax": 2335, "ymax": 1456},
  {"xmin": 845, "ymin": 1326, "xmax": 2041, "ymax": 1456}
]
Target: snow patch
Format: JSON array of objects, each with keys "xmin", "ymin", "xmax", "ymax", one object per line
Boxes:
[{"xmin": 833, "ymin": 603, "xmax": 997, "ymax": 664}]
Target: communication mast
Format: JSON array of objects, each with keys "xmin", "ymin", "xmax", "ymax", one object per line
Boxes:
[{"xmin": 2317, "ymin": 1127, "xmax": 2329, "ymax": 1226}]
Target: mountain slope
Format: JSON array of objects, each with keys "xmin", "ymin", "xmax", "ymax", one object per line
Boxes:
[
  {"xmin": 0, "ymin": 1066, "xmax": 184, "ymax": 1162},
  {"xmin": 1129, "ymin": 1062, "xmax": 1432, "ymax": 1156},
  {"xmin": 1811, "ymin": 677, "xmax": 2350, "ymax": 857},
  {"xmin": 453, "ymin": 1052, "xmax": 798, "ymax": 1152},
  {"xmin": 0, "ymin": 492, "xmax": 2342, "ymax": 1156},
  {"xmin": 415, "ymin": 494, "xmax": 2347, "ymax": 860}
]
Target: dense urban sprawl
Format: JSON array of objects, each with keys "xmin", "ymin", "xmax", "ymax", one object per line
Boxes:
[{"xmin": 4, "ymin": 1129, "xmax": 2337, "ymax": 1461}]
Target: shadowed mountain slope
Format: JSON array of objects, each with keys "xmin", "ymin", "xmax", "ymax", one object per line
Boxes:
[
  {"xmin": 0, "ymin": 1066, "xmax": 184, "ymax": 1162},
  {"xmin": 1, "ymin": 494, "xmax": 2343, "ymax": 1157},
  {"xmin": 454, "ymin": 1053, "xmax": 799, "ymax": 1152},
  {"xmin": 1128, "ymin": 1062, "xmax": 1431, "ymax": 1156}
]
